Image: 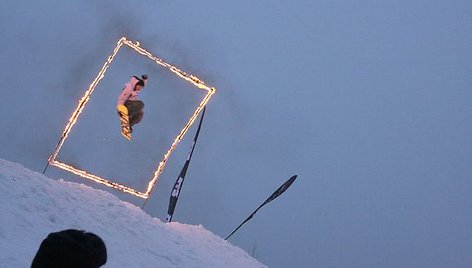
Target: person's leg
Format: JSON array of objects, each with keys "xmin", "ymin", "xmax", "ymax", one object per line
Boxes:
[
  {"xmin": 130, "ymin": 111, "xmax": 144, "ymax": 127},
  {"xmin": 125, "ymin": 100, "xmax": 144, "ymax": 127},
  {"xmin": 124, "ymin": 100, "xmax": 144, "ymax": 114}
]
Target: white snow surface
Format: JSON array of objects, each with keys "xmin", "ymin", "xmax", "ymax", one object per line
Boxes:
[{"xmin": 0, "ymin": 159, "xmax": 266, "ymax": 268}]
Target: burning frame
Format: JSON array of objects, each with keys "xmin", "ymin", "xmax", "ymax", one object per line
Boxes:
[{"xmin": 46, "ymin": 37, "xmax": 216, "ymax": 199}]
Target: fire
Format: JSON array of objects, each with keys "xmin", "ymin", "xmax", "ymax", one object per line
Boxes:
[{"xmin": 47, "ymin": 37, "xmax": 216, "ymax": 199}]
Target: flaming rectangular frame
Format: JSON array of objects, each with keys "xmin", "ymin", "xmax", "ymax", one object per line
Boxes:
[{"xmin": 46, "ymin": 37, "xmax": 216, "ymax": 199}]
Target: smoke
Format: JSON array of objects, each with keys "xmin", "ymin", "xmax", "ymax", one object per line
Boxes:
[
  {"xmin": 1, "ymin": 0, "xmax": 228, "ymax": 218},
  {"xmin": 0, "ymin": 1, "xmax": 145, "ymax": 169},
  {"xmin": 92, "ymin": 1, "xmax": 144, "ymax": 41}
]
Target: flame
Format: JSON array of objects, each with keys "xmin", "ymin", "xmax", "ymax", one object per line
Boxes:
[{"xmin": 47, "ymin": 37, "xmax": 216, "ymax": 199}]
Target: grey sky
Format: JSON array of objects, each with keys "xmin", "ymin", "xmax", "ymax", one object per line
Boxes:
[{"xmin": 1, "ymin": 1, "xmax": 471, "ymax": 267}]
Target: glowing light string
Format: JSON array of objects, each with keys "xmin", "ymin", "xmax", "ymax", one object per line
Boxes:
[{"xmin": 47, "ymin": 37, "xmax": 216, "ymax": 199}]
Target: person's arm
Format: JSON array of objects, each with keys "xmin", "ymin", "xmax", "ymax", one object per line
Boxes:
[{"xmin": 117, "ymin": 83, "xmax": 132, "ymax": 106}]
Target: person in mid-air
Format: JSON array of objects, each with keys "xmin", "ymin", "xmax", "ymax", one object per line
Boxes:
[{"xmin": 117, "ymin": 74, "xmax": 148, "ymax": 132}]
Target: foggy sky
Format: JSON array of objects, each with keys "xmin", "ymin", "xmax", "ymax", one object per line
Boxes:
[{"xmin": 1, "ymin": 1, "xmax": 471, "ymax": 267}]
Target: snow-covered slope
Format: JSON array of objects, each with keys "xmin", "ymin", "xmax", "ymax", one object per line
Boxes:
[{"xmin": 0, "ymin": 159, "xmax": 266, "ymax": 268}]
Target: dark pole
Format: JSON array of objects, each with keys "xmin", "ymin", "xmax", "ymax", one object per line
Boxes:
[{"xmin": 225, "ymin": 175, "xmax": 298, "ymax": 240}]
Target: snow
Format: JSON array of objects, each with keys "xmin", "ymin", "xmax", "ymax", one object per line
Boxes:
[{"xmin": 0, "ymin": 159, "xmax": 266, "ymax": 268}]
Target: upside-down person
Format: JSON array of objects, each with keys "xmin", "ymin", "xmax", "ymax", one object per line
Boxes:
[{"xmin": 117, "ymin": 74, "xmax": 148, "ymax": 132}]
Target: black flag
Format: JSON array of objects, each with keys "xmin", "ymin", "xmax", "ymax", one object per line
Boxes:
[
  {"xmin": 225, "ymin": 175, "xmax": 298, "ymax": 240},
  {"xmin": 166, "ymin": 107, "xmax": 206, "ymax": 223}
]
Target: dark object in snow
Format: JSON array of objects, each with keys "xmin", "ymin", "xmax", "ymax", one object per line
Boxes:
[{"xmin": 31, "ymin": 229, "xmax": 107, "ymax": 268}]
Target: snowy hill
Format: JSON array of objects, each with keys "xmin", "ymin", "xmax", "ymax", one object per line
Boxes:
[{"xmin": 0, "ymin": 159, "xmax": 266, "ymax": 268}]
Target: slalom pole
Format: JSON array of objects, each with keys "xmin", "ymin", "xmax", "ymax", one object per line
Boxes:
[
  {"xmin": 141, "ymin": 198, "xmax": 148, "ymax": 209},
  {"xmin": 141, "ymin": 188, "xmax": 151, "ymax": 208},
  {"xmin": 225, "ymin": 214, "xmax": 252, "ymax": 241},
  {"xmin": 43, "ymin": 134, "xmax": 67, "ymax": 174},
  {"xmin": 166, "ymin": 106, "xmax": 206, "ymax": 222},
  {"xmin": 225, "ymin": 175, "xmax": 297, "ymax": 240},
  {"xmin": 141, "ymin": 106, "xmax": 207, "ymax": 211},
  {"xmin": 42, "ymin": 161, "xmax": 50, "ymax": 174}
]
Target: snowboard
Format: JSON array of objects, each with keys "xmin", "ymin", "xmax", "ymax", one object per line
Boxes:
[{"xmin": 117, "ymin": 105, "xmax": 132, "ymax": 140}]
